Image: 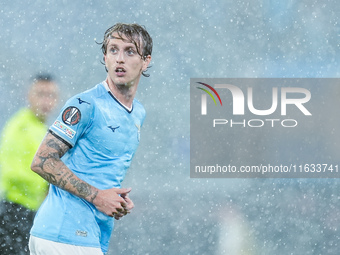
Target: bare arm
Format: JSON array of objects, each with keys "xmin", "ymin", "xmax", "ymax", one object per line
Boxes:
[{"xmin": 31, "ymin": 132, "xmax": 131, "ymax": 217}]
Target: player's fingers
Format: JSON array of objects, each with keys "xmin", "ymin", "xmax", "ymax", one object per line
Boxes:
[
  {"xmin": 113, "ymin": 195, "xmax": 127, "ymax": 207},
  {"xmin": 124, "ymin": 197, "xmax": 134, "ymax": 210},
  {"xmin": 112, "ymin": 210, "xmax": 124, "ymax": 217},
  {"xmin": 112, "ymin": 212, "xmax": 120, "ymax": 220},
  {"xmin": 116, "ymin": 206, "xmax": 125, "ymax": 213},
  {"xmin": 128, "ymin": 202, "xmax": 134, "ymax": 210},
  {"xmin": 120, "ymin": 192, "xmax": 130, "ymax": 199},
  {"xmin": 112, "ymin": 210, "xmax": 128, "ymax": 220},
  {"xmin": 115, "ymin": 187, "xmax": 132, "ymax": 195}
]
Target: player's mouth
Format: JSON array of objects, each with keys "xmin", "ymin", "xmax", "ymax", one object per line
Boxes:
[{"xmin": 115, "ymin": 67, "xmax": 126, "ymax": 77}]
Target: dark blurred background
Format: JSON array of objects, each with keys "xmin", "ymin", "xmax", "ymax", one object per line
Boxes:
[{"xmin": 0, "ymin": 0, "xmax": 339, "ymax": 254}]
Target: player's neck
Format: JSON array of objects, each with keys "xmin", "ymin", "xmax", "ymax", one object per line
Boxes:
[{"xmin": 106, "ymin": 77, "xmax": 138, "ymax": 108}]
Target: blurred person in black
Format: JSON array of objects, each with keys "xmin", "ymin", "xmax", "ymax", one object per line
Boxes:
[{"xmin": 0, "ymin": 74, "xmax": 59, "ymax": 254}]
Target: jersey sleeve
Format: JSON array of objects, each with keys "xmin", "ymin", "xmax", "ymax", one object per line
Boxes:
[{"xmin": 49, "ymin": 95, "xmax": 94, "ymax": 147}]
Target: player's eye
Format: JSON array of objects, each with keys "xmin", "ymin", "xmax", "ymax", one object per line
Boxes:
[
  {"xmin": 126, "ymin": 48, "xmax": 136, "ymax": 56},
  {"xmin": 109, "ymin": 47, "xmax": 118, "ymax": 54}
]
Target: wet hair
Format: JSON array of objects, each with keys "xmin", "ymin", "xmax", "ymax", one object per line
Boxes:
[
  {"xmin": 99, "ymin": 23, "xmax": 153, "ymax": 77},
  {"xmin": 33, "ymin": 73, "xmax": 54, "ymax": 83}
]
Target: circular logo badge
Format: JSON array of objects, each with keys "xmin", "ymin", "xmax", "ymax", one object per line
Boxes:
[{"xmin": 62, "ymin": 106, "xmax": 81, "ymax": 126}]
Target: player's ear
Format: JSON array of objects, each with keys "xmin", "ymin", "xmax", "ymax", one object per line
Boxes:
[{"xmin": 142, "ymin": 55, "xmax": 151, "ymax": 71}]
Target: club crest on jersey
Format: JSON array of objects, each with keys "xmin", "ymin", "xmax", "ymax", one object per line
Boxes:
[{"xmin": 62, "ymin": 106, "xmax": 81, "ymax": 126}]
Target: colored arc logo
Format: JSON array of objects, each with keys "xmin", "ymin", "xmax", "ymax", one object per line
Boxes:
[{"xmin": 196, "ymin": 82, "xmax": 222, "ymax": 106}]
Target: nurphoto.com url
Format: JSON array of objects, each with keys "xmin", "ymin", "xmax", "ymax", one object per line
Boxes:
[{"xmin": 194, "ymin": 163, "xmax": 339, "ymax": 176}]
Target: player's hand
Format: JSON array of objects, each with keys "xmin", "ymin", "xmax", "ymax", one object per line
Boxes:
[
  {"xmin": 121, "ymin": 193, "xmax": 134, "ymax": 211},
  {"xmin": 113, "ymin": 193, "xmax": 135, "ymax": 220},
  {"xmin": 113, "ymin": 193, "xmax": 134, "ymax": 220},
  {"xmin": 92, "ymin": 187, "xmax": 131, "ymax": 218}
]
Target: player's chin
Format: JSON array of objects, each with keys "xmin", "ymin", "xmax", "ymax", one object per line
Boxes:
[{"xmin": 114, "ymin": 79, "xmax": 130, "ymax": 87}]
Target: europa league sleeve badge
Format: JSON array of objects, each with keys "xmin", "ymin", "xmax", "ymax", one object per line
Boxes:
[{"xmin": 62, "ymin": 106, "xmax": 81, "ymax": 126}]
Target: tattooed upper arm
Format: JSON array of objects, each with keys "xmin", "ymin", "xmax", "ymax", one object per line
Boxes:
[
  {"xmin": 45, "ymin": 132, "xmax": 70, "ymax": 158},
  {"xmin": 31, "ymin": 132, "xmax": 70, "ymax": 173}
]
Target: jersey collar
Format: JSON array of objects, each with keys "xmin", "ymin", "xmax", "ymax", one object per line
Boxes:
[{"xmin": 102, "ymin": 81, "xmax": 133, "ymax": 113}]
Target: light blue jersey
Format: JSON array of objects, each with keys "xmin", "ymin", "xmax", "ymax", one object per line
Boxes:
[{"xmin": 30, "ymin": 81, "xmax": 145, "ymax": 253}]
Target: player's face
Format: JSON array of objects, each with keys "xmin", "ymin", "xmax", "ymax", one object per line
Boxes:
[
  {"xmin": 29, "ymin": 81, "xmax": 59, "ymax": 121},
  {"xmin": 104, "ymin": 33, "xmax": 151, "ymax": 87}
]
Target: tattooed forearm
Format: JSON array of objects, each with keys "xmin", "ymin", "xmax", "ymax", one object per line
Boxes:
[
  {"xmin": 37, "ymin": 161, "xmax": 69, "ymax": 188},
  {"xmin": 69, "ymin": 178, "xmax": 93, "ymax": 198},
  {"xmin": 39, "ymin": 171, "xmax": 57, "ymax": 184},
  {"xmin": 31, "ymin": 132, "xmax": 98, "ymax": 202},
  {"xmin": 36, "ymin": 152, "xmax": 59, "ymax": 170},
  {"xmin": 89, "ymin": 190, "xmax": 98, "ymax": 203}
]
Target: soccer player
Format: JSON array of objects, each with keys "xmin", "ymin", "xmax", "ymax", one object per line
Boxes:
[
  {"xmin": 28, "ymin": 23, "xmax": 152, "ymax": 255},
  {"xmin": 0, "ymin": 74, "xmax": 59, "ymax": 255}
]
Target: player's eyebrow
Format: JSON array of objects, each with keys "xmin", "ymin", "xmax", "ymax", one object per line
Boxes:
[
  {"xmin": 107, "ymin": 41, "xmax": 137, "ymax": 49},
  {"xmin": 107, "ymin": 35, "xmax": 144, "ymax": 58}
]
